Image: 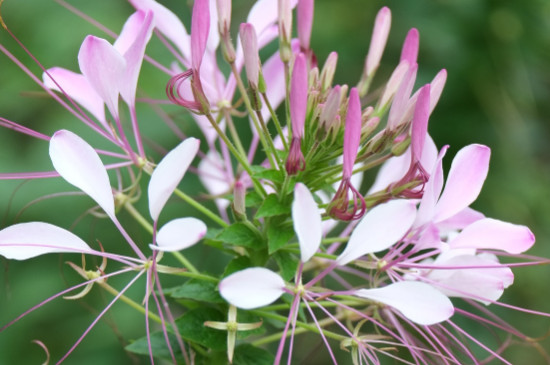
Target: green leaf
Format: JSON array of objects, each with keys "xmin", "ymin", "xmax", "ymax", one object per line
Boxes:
[
  {"xmin": 267, "ymin": 218, "xmax": 295, "ymax": 253},
  {"xmin": 245, "ymin": 191, "xmax": 263, "ymax": 208},
  {"xmin": 273, "ymin": 251, "xmax": 298, "ymax": 281},
  {"xmin": 255, "ymin": 194, "xmax": 290, "ymax": 218},
  {"xmin": 176, "ymin": 307, "xmax": 226, "ymax": 351},
  {"xmin": 251, "ymin": 166, "xmax": 284, "ymax": 184},
  {"xmin": 125, "ymin": 331, "xmax": 185, "ymax": 361},
  {"xmin": 223, "ymin": 256, "xmax": 252, "ymax": 276},
  {"xmin": 167, "ymin": 280, "xmax": 223, "ymax": 303},
  {"xmin": 217, "ymin": 223, "xmax": 262, "ymax": 249},
  {"xmin": 233, "ymin": 344, "xmax": 274, "ymax": 365}
]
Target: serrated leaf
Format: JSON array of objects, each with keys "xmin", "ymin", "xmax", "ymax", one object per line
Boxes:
[
  {"xmin": 273, "ymin": 251, "xmax": 298, "ymax": 281},
  {"xmin": 217, "ymin": 223, "xmax": 262, "ymax": 249},
  {"xmin": 223, "ymin": 256, "xmax": 253, "ymax": 276},
  {"xmin": 167, "ymin": 280, "xmax": 223, "ymax": 303},
  {"xmin": 233, "ymin": 344, "xmax": 274, "ymax": 365},
  {"xmin": 255, "ymin": 194, "xmax": 290, "ymax": 218},
  {"xmin": 267, "ymin": 219, "xmax": 295, "ymax": 253},
  {"xmin": 176, "ymin": 307, "xmax": 226, "ymax": 350}
]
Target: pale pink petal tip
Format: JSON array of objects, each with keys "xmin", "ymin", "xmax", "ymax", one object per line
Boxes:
[
  {"xmin": 0, "ymin": 222, "xmax": 92, "ymax": 260},
  {"xmin": 365, "ymin": 6, "xmax": 391, "ymax": 76},
  {"xmin": 148, "ymin": 138, "xmax": 200, "ymax": 221},
  {"xmin": 337, "ymin": 200, "xmax": 417, "ymax": 266},
  {"xmin": 292, "ymin": 183, "xmax": 322, "ymax": 262},
  {"xmin": 49, "ymin": 130, "xmax": 115, "ymax": 219},
  {"xmin": 434, "ymin": 144, "xmax": 491, "ymax": 223},
  {"xmin": 78, "ymin": 35, "xmax": 125, "ymax": 118},
  {"xmin": 219, "ymin": 267, "xmax": 285, "ymax": 309},
  {"xmin": 150, "ymin": 217, "xmax": 207, "ymax": 252},
  {"xmin": 400, "ymin": 28, "xmax": 419, "ymax": 64},
  {"xmin": 355, "ymin": 281, "xmax": 454, "ymax": 325}
]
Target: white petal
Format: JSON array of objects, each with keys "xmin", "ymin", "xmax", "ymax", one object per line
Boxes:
[
  {"xmin": 148, "ymin": 138, "xmax": 200, "ymax": 221},
  {"xmin": 198, "ymin": 151, "xmax": 231, "ymax": 211},
  {"xmin": 337, "ymin": 200, "xmax": 416, "ymax": 266},
  {"xmin": 354, "ymin": 281, "xmax": 454, "ymax": 325},
  {"xmin": 0, "ymin": 222, "xmax": 92, "ymax": 260},
  {"xmin": 49, "ymin": 130, "xmax": 115, "ymax": 219},
  {"xmin": 219, "ymin": 267, "xmax": 285, "ymax": 309},
  {"xmin": 448, "ymin": 218, "xmax": 535, "ymax": 254},
  {"xmin": 293, "ymin": 183, "xmax": 322, "ymax": 262},
  {"xmin": 150, "ymin": 217, "xmax": 206, "ymax": 252}
]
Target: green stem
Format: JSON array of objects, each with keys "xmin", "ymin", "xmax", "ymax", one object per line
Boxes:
[
  {"xmin": 123, "ymin": 201, "xmax": 200, "ymax": 273},
  {"xmin": 99, "ymin": 281, "xmax": 163, "ymax": 324},
  {"xmin": 172, "ymin": 188, "xmax": 229, "ymax": 228},
  {"xmin": 204, "ymin": 112, "xmax": 267, "ymax": 198},
  {"xmin": 261, "ymin": 92, "xmax": 288, "ymax": 151},
  {"xmin": 251, "ymin": 309, "xmax": 347, "ymax": 342}
]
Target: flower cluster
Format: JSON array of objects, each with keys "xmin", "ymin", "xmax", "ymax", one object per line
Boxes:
[{"xmin": 0, "ymin": 0, "xmax": 548, "ymax": 364}]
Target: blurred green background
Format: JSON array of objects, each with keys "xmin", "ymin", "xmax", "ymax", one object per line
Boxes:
[{"xmin": 1, "ymin": 0, "xmax": 550, "ymax": 363}]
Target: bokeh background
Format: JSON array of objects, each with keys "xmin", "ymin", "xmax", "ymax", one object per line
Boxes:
[{"xmin": 1, "ymin": 0, "xmax": 550, "ymax": 363}]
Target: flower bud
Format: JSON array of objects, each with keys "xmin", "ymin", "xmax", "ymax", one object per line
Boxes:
[
  {"xmin": 297, "ymin": 0, "xmax": 314, "ymax": 50},
  {"xmin": 216, "ymin": 0, "xmax": 231, "ymax": 35},
  {"xmin": 320, "ymin": 52, "xmax": 338, "ymax": 93},
  {"xmin": 239, "ymin": 23, "xmax": 260, "ymax": 90}
]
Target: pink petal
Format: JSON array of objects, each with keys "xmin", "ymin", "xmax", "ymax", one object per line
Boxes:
[
  {"xmin": 247, "ymin": 0, "xmax": 297, "ymax": 39},
  {"xmin": 290, "ymin": 53, "xmax": 308, "ymax": 138},
  {"xmin": 427, "ymin": 253, "xmax": 513, "ymax": 304},
  {"xmin": 116, "ymin": 11, "xmax": 154, "ymax": 106},
  {"xmin": 293, "ymin": 183, "xmax": 322, "ymax": 262},
  {"xmin": 415, "ymin": 146, "xmax": 448, "ymax": 228},
  {"xmin": 191, "ymin": 0, "xmax": 210, "ymax": 70},
  {"xmin": 129, "ymin": 0, "xmax": 191, "ymax": 61},
  {"xmin": 387, "ymin": 62, "xmax": 417, "ymax": 130},
  {"xmin": 354, "ymin": 281, "xmax": 454, "ymax": 325},
  {"xmin": 436, "ymin": 207, "xmax": 485, "ymax": 233},
  {"xmin": 429, "ymin": 69, "xmax": 447, "ymax": 114},
  {"xmin": 49, "ymin": 130, "xmax": 115, "ymax": 219},
  {"xmin": 150, "ymin": 217, "xmax": 207, "ymax": 252},
  {"xmin": 78, "ymin": 35, "xmax": 125, "ymax": 118},
  {"xmin": 219, "ymin": 267, "xmax": 285, "ymax": 309},
  {"xmin": 410, "ymin": 85, "xmax": 430, "ymax": 162},
  {"xmin": 379, "ymin": 60, "xmax": 409, "ymax": 108},
  {"xmin": 343, "ymin": 88, "xmax": 361, "ymax": 178},
  {"xmin": 435, "ymin": 144, "xmax": 490, "ymax": 223},
  {"xmin": 148, "ymin": 138, "xmax": 200, "ymax": 221},
  {"xmin": 0, "ymin": 222, "xmax": 92, "ymax": 260},
  {"xmin": 449, "ymin": 218, "xmax": 535, "ymax": 254},
  {"xmin": 367, "ymin": 151, "xmax": 411, "ymax": 194},
  {"xmin": 337, "ymin": 200, "xmax": 417, "ymax": 266},
  {"xmin": 297, "ymin": 0, "xmax": 314, "ymax": 50},
  {"xmin": 43, "ymin": 67, "xmax": 107, "ymax": 129},
  {"xmin": 400, "ymin": 28, "xmax": 419, "ymax": 65},
  {"xmin": 365, "ymin": 7, "xmax": 391, "ymax": 76},
  {"xmin": 198, "ymin": 151, "xmax": 231, "ymax": 211}
]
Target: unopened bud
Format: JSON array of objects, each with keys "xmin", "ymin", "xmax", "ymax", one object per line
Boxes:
[
  {"xmin": 216, "ymin": 0, "xmax": 232, "ymax": 35},
  {"xmin": 297, "ymin": 0, "xmax": 314, "ymax": 50},
  {"xmin": 319, "ymin": 86, "xmax": 342, "ymax": 132},
  {"xmin": 278, "ymin": 0, "xmax": 292, "ymax": 62},
  {"xmin": 232, "ymin": 180, "xmax": 246, "ymax": 221},
  {"xmin": 240, "ymin": 23, "xmax": 260, "ymax": 90},
  {"xmin": 391, "ymin": 135, "xmax": 411, "ymax": 156},
  {"xmin": 320, "ymin": 52, "xmax": 338, "ymax": 93}
]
